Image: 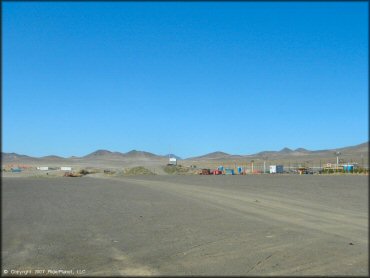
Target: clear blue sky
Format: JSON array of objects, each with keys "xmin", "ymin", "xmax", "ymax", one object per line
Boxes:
[{"xmin": 3, "ymin": 2, "xmax": 368, "ymax": 158}]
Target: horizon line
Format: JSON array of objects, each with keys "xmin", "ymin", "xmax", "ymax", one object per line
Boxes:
[{"xmin": 2, "ymin": 141, "xmax": 368, "ymax": 160}]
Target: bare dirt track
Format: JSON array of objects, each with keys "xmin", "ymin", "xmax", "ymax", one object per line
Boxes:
[{"xmin": 2, "ymin": 175, "xmax": 368, "ymax": 276}]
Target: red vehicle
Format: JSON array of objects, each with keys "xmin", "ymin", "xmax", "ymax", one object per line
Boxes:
[{"xmin": 211, "ymin": 169, "xmax": 223, "ymax": 175}]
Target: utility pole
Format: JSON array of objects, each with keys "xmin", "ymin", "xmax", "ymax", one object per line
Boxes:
[
  {"xmin": 263, "ymin": 156, "xmax": 267, "ymax": 174},
  {"xmin": 335, "ymin": 152, "xmax": 341, "ymax": 172}
]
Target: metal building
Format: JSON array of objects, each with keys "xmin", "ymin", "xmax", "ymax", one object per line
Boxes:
[{"xmin": 270, "ymin": 165, "xmax": 284, "ymax": 174}]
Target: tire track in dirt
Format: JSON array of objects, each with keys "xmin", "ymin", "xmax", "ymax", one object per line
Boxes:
[{"xmin": 121, "ymin": 177, "xmax": 367, "ymax": 244}]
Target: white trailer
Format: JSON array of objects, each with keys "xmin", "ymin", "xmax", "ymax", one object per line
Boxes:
[
  {"xmin": 60, "ymin": 166, "xmax": 72, "ymax": 171},
  {"xmin": 37, "ymin": 166, "xmax": 49, "ymax": 171}
]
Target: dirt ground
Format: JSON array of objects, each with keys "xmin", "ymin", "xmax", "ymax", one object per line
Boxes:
[{"xmin": 2, "ymin": 175, "xmax": 368, "ymax": 276}]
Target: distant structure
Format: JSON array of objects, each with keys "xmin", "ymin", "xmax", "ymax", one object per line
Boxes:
[
  {"xmin": 343, "ymin": 164, "xmax": 355, "ymax": 172},
  {"xmin": 37, "ymin": 166, "xmax": 49, "ymax": 171},
  {"xmin": 225, "ymin": 168, "xmax": 234, "ymax": 175},
  {"xmin": 11, "ymin": 167, "xmax": 22, "ymax": 173},
  {"xmin": 60, "ymin": 166, "xmax": 72, "ymax": 171},
  {"xmin": 168, "ymin": 157, "xmax": 177, "ymax": 166},
  {"xmin": 270, "ymin": 165, "xmax": 284, "ymax": 174}
]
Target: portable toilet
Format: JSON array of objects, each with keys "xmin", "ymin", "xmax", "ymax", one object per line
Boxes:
[
  {"xmin": 237, "ymin": 167, "xmax": 242, "ymax": 174},
  {"xmin": 343, "ymin": 164, "xmax": 354, "ymax": 172}
]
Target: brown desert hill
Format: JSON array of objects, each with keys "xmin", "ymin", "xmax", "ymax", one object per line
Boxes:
[
  {"xmin": 2, "ymin": 153, "xmax": 68, "ymax": 168},
  {"xmin": 187, "ymin": 151, "xmax": 230, "ymax": 160},
  {"xmin": 336, "ymin": 142, "xmax": 368, "ymax": 153},
  {"xmin": 294, "ymin": 148, "xmax": 310, "ymax": 153},
  {"xmin": 83, "ymin": 149, "xmax": 125, "ymax": 159},
  {"xmin": 82, "ymin": 150, "xmax": 165, "ymax": 162},
  {"xmin": 78, "ymin": 150, "xmax": 168, "ymax": 169},
  {"xmin": 279, "ymin": 147, "xmax": 294, "ymax": 154},
  {"xmin": 255, "ymin": 147, "xmax": 311, "ymax": 159},
  {"xmin": 253, "ymin": 142, "xmax": 368, "ymax": 158},
  {"xmin": 41, "ymin": 155, "xmax": 64, "ymax": 159},
  {"xmin": 40, "ymin": 155, "xmax": 66, "ymax": 162},
  {"xmin": 2, "ymin": 149, "xmax": 169, "ymax": 166},
  {"xmin": 255, "ymin": 146, "xmax": 319, "ymax": 157},
  {"xmin": 2, "ymin": 153, "xmax": 41, "ymax": 163},
  {"xmin": 188, "ymin": 148, "xmax": 303, "ymax": 161},
  {"xmin": 187, "ymin": 151, "xmax": 244, "ymax": 161},
  {"xmin": 124, "ymin": 150, "xmax": 159, "ymax": 159}
]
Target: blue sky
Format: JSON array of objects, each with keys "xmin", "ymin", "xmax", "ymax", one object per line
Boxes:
[{"xmin": 3, "ymin": 2, "xmax": 368, "ymax": 158}]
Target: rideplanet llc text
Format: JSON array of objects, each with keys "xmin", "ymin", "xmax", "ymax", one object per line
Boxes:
[{"xmin": 3, "ymin": 269, "xmax": 86, "ymax": 275}]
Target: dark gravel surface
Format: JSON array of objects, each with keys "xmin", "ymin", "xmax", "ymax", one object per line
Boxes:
[{"xmin": 2, "ymin": 175, "xmax": 368, "ymax": 276}]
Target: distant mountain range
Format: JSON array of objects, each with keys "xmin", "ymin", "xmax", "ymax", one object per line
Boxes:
[
  {"xmin": 2, "ymin": 149, "xmax": 178, "ymax": 163},
  {"xmin": 188, "ymin": 142, "xmax": 368, "ymax": 161},
  {"xmin": 2, "ymin": 142, "xmax": 368, "ymax": 164}
]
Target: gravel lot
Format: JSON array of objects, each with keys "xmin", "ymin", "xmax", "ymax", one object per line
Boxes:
[{"xmin": 2, "ymin": 175, "xmax": 368, "ymax": 276}]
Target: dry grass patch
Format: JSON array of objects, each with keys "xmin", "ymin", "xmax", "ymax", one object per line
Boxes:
[{"xmin": 124, "ymin": 166, "xmax": 156, "ymax": 176}]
